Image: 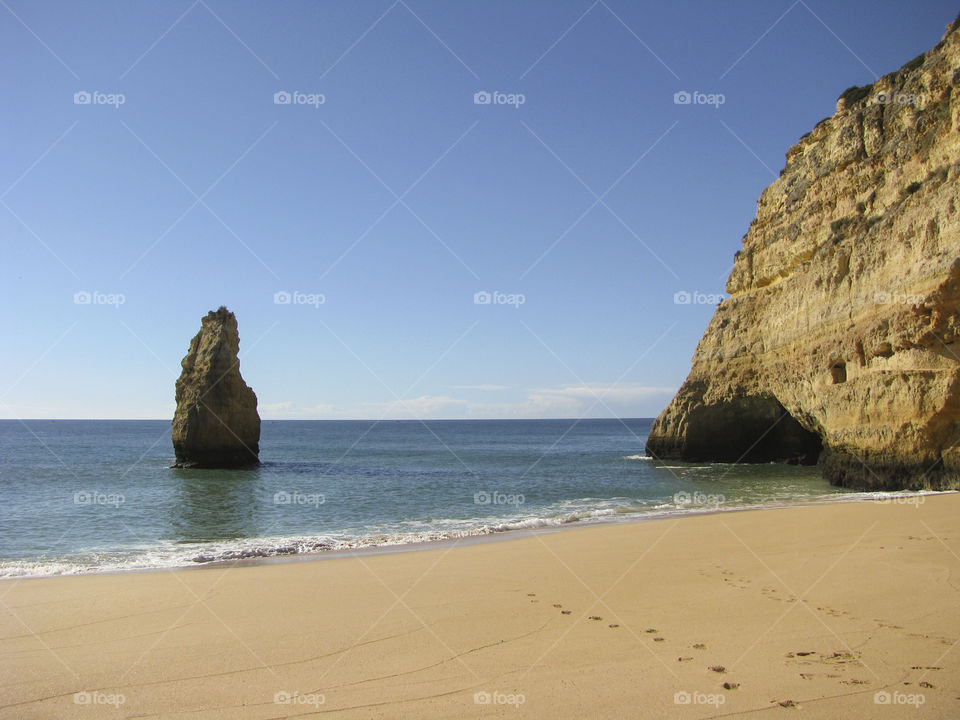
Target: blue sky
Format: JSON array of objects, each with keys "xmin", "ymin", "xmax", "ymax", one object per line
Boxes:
[{"xmin": 2, "ymin": 0, "xmax": 956, "ymax": 419}]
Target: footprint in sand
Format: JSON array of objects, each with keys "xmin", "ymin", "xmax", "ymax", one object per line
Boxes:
[
  {"xmin": 715, "ymin": 567, "xmax": 751, "ymax": 589},
  {"xmin": 875, "ymin": 618, "xmax": 904, "ymax": 630},
  {"xmin": 788, "ymin": 649, "xmax": 864, "ymax": 680},
  {"xmin": 816, "ymin": 605, "xmax": 848, "ymax": 618},
  {"xmin": 763, "ymin": 587, "xmax": 796, "ymax": 603},
  {"xmin": 907, "ymin": 631, "xmax": 954, "ymax": 646},
  {"xmin": 823, "ymin": 651, "xmax": 859, "ymax": 666}
]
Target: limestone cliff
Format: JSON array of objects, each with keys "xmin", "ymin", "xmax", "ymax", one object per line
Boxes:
[
  {"xmin": 172, "ymin": 307, "xmax": 260, "ymax": 468},
  {"xmin": 647, "ymin": 16, "xmax": 960, "ymax": 490}
]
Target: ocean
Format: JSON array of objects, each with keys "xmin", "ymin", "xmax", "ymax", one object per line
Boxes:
[{"xmin": 0, "ymin": 419, "xmax": 934, "ymax": 577}]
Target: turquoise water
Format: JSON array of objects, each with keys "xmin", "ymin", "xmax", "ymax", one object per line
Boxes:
[{"xmin": 0, "ymin": 418, "xmax": 898, "ymax": 576}]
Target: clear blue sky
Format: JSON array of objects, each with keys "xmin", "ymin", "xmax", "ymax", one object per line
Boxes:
[{"xmin": 2, "ymin": 0, "xmax": 955, "ymax": 419}]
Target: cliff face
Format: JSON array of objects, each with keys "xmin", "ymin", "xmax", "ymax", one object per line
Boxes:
[
  {"xmin": 647, "ymin": 18, "xmax": 960, "ymax": 490},
  {"xmin": 172, "ymin": 307, "xmax": 260, "ymax": 468}
]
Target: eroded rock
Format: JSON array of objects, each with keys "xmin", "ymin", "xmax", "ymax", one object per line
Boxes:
[
  {"xmin": 172, "ymin": 307, "xmax": 260, "ymax": 468},
  {"xmin": 647, "ymin": 16, "xmax": 960, "ymax": 490}
]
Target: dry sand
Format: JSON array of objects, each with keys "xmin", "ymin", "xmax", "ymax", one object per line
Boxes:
[{"xmin": 2, "ymin": 494, "xmax": 959, "ymax": 719}]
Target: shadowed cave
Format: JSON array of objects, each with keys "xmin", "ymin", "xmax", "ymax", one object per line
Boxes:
[{"xmin": 681, "ymin": 396, "xmax": 823, "ymax": 464}]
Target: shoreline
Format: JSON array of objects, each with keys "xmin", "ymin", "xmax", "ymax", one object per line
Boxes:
[
  {"xmin": 1, "ymin": 489, "xmax": 952, "ymax": 581},
  {"xmin": 2, "ymin": 493, "xmax": 958, "ymax": 718}
]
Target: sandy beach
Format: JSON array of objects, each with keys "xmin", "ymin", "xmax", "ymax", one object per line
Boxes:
[{"xmin": 1, "ymin": 494, "xmax": 958, "ymax": 719}]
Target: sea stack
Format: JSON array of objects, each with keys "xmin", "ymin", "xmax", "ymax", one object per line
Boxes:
[
  {"xmin": 647, "ymin": 16, "xmax": 960, "ymax": 490},
  {"xmin": 172, "ymin": 306, "xmax": 260, "ymax": 468}
]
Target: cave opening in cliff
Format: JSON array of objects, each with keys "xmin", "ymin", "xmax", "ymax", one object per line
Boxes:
[
  {"xmin": 684, "ymin": 396, "xmax": 823, "ymax": 465},
  {"xmin": 830, "ymin": 362, "xmax": 847, "ymax": 384}
]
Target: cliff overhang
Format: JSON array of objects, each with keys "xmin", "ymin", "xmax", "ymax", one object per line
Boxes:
[{"xmin": 646, "ymin": 16, "xmax": 960, "ymax": 491}]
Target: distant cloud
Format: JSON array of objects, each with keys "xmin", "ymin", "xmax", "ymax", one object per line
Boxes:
[
  {"xmin": 260, "ymin": 383, "xmax": 675, "ymax": 420},
  {"xmin": 259, "ymin": 401, "xmax": 294, "ymax": 413},
  {"xmin": 7, "ymin": 384, "xmax": 675, "ymax": 421}
]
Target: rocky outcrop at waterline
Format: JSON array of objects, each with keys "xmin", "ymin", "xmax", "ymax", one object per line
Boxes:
[
  {"xmin": 647, "ymin": 16, "xmax": 960, "ymax": 490},
  {"xmin": 172, "ymin": 307, "xmax": 260, "ymax": 468}
]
